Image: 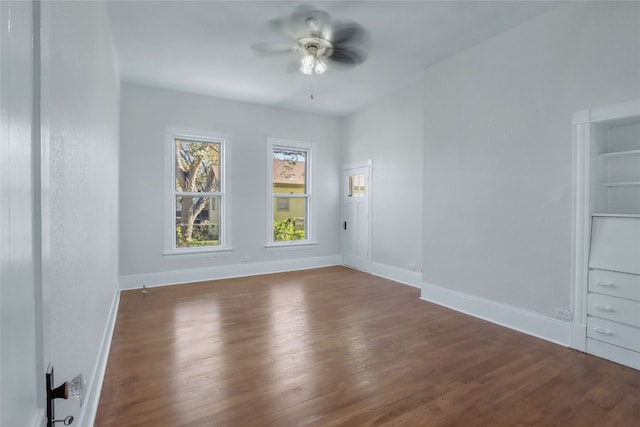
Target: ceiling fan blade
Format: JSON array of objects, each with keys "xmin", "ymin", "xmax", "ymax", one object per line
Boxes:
[
  {"xmin": 326, "ymin": 47, "xmax": 367, "ymax": 67},
  {"xmin": 269, "ymin": 5, "xmax": 332, "ymax": 39},
  {"xmin": 330, "ymin": 22, "xmax": 371, "ymax": 47},
  {"xmin": 291, "ymin": 7, "xmax": 331, "ymax": 37},
  {"xmin": 250, "ymin": 42, "xmax": 295, "ymax": 55},
  {"xmin": 267, "ymin": 16, "xmax": 298, "ymax": 41}
]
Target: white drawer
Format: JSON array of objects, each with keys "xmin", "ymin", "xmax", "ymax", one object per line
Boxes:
[
  {"xmin": 589, "ymin": 269, "xmax": 640, "ymax": 301},
  {"xmin": 587, "ymin": 293, "xmax": 640, "ymax": 327},
  {"xmin": 586, "ymin": 338, "xmax": 640, "ymax": 370},
  {"xmin": 587, "ymin": 317, "xmax": 640, "ymax": 352}
]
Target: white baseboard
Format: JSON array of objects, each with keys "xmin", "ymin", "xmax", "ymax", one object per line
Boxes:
[
  {"xmin": 77, "ymin": 288, "xmax": 120, "ymax": 427},
  {"xmin": 371, "ymin": 262, "xmax": 421, "ymax": 288},
  {"xmin": 119, "ymin": 255, "xmax": 342, "ymax": 290},
  {"xmin": 29, "ymin": 409, "xmax": 45, "ymax": 427},
  {"xmin": 421, "ymin": 281, "xmax": 571, "ymax": 347},
  {"xmin": 570, "ymin": 322, "xmax": 587, "ymax": 351}
]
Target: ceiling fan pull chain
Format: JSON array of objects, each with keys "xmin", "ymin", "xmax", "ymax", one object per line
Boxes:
[{"xmin": 309, "ymin": 77, "xmax": 315, "ymax": 101}]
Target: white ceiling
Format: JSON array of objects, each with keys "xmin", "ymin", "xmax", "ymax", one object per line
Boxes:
[{"xmin": 107, "ymin": 1, "xmax": 557, "ymax": 117}]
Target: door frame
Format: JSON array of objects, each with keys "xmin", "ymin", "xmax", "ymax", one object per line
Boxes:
[{"xmin": 341, "ymin": 159, "xmax": 372, "ymax": 272}]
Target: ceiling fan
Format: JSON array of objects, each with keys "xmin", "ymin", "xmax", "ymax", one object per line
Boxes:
[{"xmin": 251, "ymin": 5, "xmax": 371, "ymax": 76}]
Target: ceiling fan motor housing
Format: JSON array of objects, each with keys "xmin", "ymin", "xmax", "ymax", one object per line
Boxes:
[{"xmin": 297, "ymin": 37, "xmax": 333, "ymax": 57}]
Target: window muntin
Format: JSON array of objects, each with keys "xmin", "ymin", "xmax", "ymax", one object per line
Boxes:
[{"xmin": 267, "ymin": 140, "xmax": 314, "ymax": 245}]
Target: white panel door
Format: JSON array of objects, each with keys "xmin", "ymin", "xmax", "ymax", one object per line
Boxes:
[
  {"xmin": 342, "ymin": 163, "xmax": 371, "ymax": 272},
  {"xmin": 1, "ymin": 1, "xmax": 47, "ymax": 425}
]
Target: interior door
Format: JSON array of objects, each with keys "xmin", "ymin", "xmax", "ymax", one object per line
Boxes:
[
  {"xmin": 1, "ymin": 1, "xmax": 47, "ymax": 425},
  {"xmin": 342, "ymin": 162, "xmax": 371, "ymax": 272}
]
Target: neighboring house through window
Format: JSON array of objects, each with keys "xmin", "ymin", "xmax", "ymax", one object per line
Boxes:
[
  {"xmin": 267, "ymin": 138, "xmax": 316, "ymax": 246},
  {"xmin": 276, "ymin": 197, "xmax": 290, "ymax": 212},
  {"xmin": 165, "ymin": 127, "xmax": 231, "ymax": 253}
]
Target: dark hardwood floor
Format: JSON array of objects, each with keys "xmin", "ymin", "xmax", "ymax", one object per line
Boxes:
[{"xmin": 95, "ymin": 266, "xmax": 639, "ymax": 426}]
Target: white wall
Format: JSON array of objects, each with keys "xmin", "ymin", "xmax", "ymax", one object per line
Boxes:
[
  {"xmin": 422, "ymin": 1, "xmax": 640, "ymax": 318},
  {"xmin": 48, "ymin": 1, "xmax": 120, "ymax": 423},
  {"xmin": 119, "ymin": 83, "xmax": 342, "ymax": 283},
  {"xmin": 341, "ymin": 81, "xmax": 424, "ymax": 281}
]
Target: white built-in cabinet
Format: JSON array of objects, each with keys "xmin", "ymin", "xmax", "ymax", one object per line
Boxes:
[{"xmin": 573, "ymin": 100, "xmax": 640, "ymax": 370}]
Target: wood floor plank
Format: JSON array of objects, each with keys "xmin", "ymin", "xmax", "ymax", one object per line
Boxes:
[{"xmin": 95, "ymin": 267, "xmax": 639, "ymax": 426}]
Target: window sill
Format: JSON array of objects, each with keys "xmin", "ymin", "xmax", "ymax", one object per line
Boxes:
[
  {"xmin": 163, "ymin": 247, "xmax": 233, "ymax": 258},
  {"xmin": 265, "ymin": 241, "xmax": 318, "ymax": 249}
]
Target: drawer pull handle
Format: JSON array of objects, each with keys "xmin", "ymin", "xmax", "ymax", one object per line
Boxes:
[
  {"xmin": 594, "ymin": 328, "xmax": 613, "ymax": 335},
  {"xmin": 594, "ymin": 304, "xmax": 613, "ymax": 312},
  {"xmin": 597, "ymin": 281, "xmax": 615, "ymax": 288}
]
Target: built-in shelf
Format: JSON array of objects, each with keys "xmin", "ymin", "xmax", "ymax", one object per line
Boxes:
[
  {"xmin": 573, "ymin": 100, "xmax": 640, "ymax": 370},
  {"xmin": 600, "ymin": 149, "xmax": 640, "ymax": 158},
  {"xmin": 599, "ymin": 181, "xmax": 640, "ymax": 187}
]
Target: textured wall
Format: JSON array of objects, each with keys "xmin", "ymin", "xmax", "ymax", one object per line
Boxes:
[{"xmin": 48, "ymin": 1, "xmax": 120, "ymax": 422}]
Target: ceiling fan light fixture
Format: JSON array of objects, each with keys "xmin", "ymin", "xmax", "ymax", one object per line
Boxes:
[
  {"xmin": 300, "ymin": 53, "xmax": 317, "ymax": 75},
  {"xmin": 299, "ymin": 41, "xmax": 329, "ymax": 75},
  {"xmin": 300, "ymin": 53, "xmax": 326, "ymax": 75},
  {"xmin": 314, "ymin": 57, "xmax": 327, "ymax": 74}
]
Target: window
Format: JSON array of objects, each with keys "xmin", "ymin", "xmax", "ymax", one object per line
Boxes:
[
  {"xmin": 166, "ymin": 128, "xmax": 230, "ymax": 253},
  {"xmin": 347, "ymin": 174, "xmax": 366, "ymax": 198},
  {"xmin": 267, "ymin": 138, "xmax": 315, "ymax": 246}
]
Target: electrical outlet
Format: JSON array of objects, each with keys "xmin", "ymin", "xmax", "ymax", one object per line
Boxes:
[
  {"xmin": 243, "ymin": 256, "xmax": 252, "ymax": 262},
  {"xmin": 408, "ymin": 263, "xmax": 417, "ymax": 271},
  {"xmin": 554, "ymin": 307, "xmax": 572, "ymax": 321}
]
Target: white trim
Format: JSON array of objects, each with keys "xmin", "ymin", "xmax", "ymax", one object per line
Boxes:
[
  {"xmin": 28, "ymin": 410, "xmax": 45, "ymax": 427},
  {"xmin": 371, "ymin": 262, "xmax": 421, "ymax": 288},
  {"xmin": 266, "ymin": 137, "xmax": 316, "ymax": 246},
  {"xmin": 589, "ymin": 99, "xmax": 640, "ymax": 123},
  {"xmin": 570, "ymin": 120, "xmax": 590, "ymax": 347},
  {"xmin": 164, "ymin": 126, "xmax": 232, "ymax": 254},
  {"xmin": 76, "ymin": 288, "xmax": 120, "ymax": 427},
  {"xmin": 265, "ymin": 240, "xmax": 318, "ymax": 248},
  {"xmin": 38, "ymin": 0, "xmax": 52, "ymax": 408},
  {"xmin": 119, "ymin": 255, "xmax": 341, "ymax": 290},
  {"xmin": 570, "ymin": 322, "xmax": 587, "ymax": 351},
  {"xmin": 421, "ymin": 281, "xmax": 571, "ymax": 347},
  {"xmin": 343, "ymin": 159, "xmax": 372, "ymax": 170},
  {"xmin": 162, "ymin": 246, "xmax": 233, "ymax": 257},
  {"xmin": 572, "ymin": 108, "xmax": 590, "ymax": 125}
]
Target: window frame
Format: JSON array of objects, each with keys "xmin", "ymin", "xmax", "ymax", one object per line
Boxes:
[
  {"xmin": 266, "ymin": 137, "xmax": 317, "ymax": 247},
  {"xmin": 164, "ymin": 127, "xmax": 232, "ymax": 255}
]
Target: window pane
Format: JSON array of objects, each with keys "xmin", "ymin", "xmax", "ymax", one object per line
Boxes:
[
  {"xmin": 358, "ymin": 174, "xmax": 365, "ymax": 196},
  {"xmin": 175, "ymin": 139, "xmax": 221, "ymax": 193},
  {"xmin": 272, "ymin": 148, "xmax": 307, "ymax": 194},
  {"xmin": 273, "ymin": 196, "xmax": 306, "ymax": 242},
  {"xmin": 176, "ymin": 196, "xmax": 220, "ymax": 247},
  {"xmin": 276, "ymin": 197, "xmax": 290, "ymax": 212}
]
